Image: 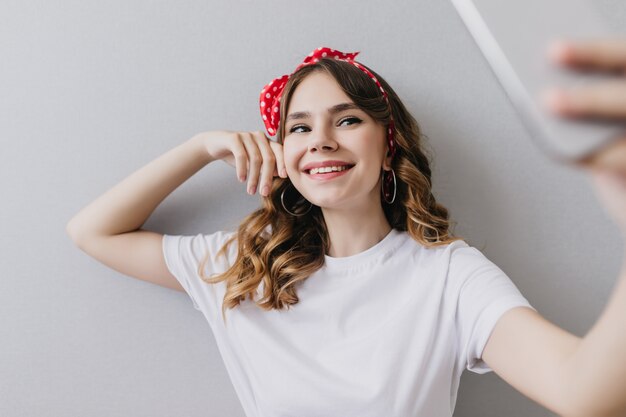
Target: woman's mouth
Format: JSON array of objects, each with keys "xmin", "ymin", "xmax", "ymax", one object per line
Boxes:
[{"xmin": 305, "ymin": 165, "xmax": 354, "ymax": 180}]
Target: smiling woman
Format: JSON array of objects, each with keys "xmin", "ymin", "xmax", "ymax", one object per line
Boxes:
[
  {"xmin": 203, "ymin": 52, "xmax": 467, "ymax": 323},
  {"xmin": 154, "ymin": 48, "xmax": 534, "ymax": 416},
  {"xmin": 68, "ymin": 43, "xmax": 626, "ymax": 417}
]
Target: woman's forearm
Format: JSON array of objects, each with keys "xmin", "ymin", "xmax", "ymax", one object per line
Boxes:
[
  {"xmin": 66, "ymin": 133, "xmax": 212, "ymax": 239},
  {"xmin": 564, "ymin": 253, "xmax": 626, "ymax": 417}
]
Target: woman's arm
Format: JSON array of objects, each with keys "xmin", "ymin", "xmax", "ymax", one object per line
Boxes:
[
  {"xmin": 66, "ymin": 133, "xmax": 212, "ymax": 239},
  {"xmin": 564, "ymin": 255, "xmax": 626, "ymax": 417},
  {"xmin": 482, "ymin": 259, "xmax": 626, "ymax": 417},
  {"xmin": 546, "ymin": 41, "xmax": 626, "ymax": 417},
  {"xmin": 66, "ymin": 130, "xmax": 285, "ymax": 240},
  {"xmin": 483, "ymin": 39, "xmax": 626, "ymax": 417},
  {"xmin": 66, "ymin": 130, "xmax": 284, "ymax": 290}
]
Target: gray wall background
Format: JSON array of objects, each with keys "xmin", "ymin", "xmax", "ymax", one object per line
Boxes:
[{"xmin": 2, "ymin": 0, "xmax": 626, "ymax": 416}]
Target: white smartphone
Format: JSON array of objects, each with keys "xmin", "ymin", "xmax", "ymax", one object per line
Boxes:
[{"xmin": 450, "ymin": 0, "xmax": 626, "ymax": 164}]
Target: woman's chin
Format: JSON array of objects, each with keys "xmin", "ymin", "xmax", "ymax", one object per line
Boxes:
[{"xmin": 306, "ymin": 196, "xmax": 353, "ymax": 211}]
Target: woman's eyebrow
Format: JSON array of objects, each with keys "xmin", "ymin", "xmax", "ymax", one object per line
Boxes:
[{"xmin": 286, "ymin": 102, "xmax": 360, "ymax": 122}]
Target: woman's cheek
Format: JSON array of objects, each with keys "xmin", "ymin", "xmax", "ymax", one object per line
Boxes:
[{"xmin": 282, "ymin": 142, "xmax": 300, "ymax": 176}]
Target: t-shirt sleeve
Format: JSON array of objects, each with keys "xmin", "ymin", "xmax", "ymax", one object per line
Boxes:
[
  {"xmin": 447, "ymin": 241, "xmax": 536, "ymax": 374},
  {"xmin": 162, "ymin": 230, "xmax": 237, "ymax": 319}
]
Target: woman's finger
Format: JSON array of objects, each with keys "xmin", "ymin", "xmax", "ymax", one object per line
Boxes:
[
  {"xmin": 241, "ymin": 132, "xmax": 263, "ymax": 194},
  {"xmin": 230, "ymin": 133, "xmax": 248, "ymax": 183},
  {"xmin": 269, "ymin": 140, "xmax": 287, "ymax": 179},
  {"xmin": 542, "ymin": 81, "xmax": 626, "ymax": 119},
  {"xmin": 548, "ymin": 39, "xmax": 626, "ymax": 73},
  {"xmin": 252, "ymin": 131, "xmax": 276, "ymax": 197}
]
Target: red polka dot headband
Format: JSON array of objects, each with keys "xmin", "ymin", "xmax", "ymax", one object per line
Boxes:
[{"xmin": 259, "ymin": 46, "xmax": 396, "ymax": 158}]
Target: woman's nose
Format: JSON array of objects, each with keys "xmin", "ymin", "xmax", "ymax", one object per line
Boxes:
[{"xmin": 307, "ymin": 126, "xmax": 338, "ymax": 152}]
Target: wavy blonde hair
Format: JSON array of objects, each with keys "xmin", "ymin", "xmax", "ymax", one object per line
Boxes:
[{"xmin": 200, "ymin": 58, "xmax": 466, "ymax": 325}]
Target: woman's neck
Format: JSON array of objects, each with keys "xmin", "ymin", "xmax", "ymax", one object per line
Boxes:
[{"xmin": 322, "ymin": 204, "xmax": 392, "ymax": 258}]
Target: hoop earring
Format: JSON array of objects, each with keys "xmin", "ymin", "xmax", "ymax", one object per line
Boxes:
[
  {"xmin": 280, "ymin": 183, "xmax": 313, "ymax": 216},
  {"xmin": 382, "ymin": 168, "xmax": 397, "ymax": 204}
]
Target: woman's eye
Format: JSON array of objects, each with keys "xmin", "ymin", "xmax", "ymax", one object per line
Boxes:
[
  {"xmin": 289, "ymin": 125, "xmax": 309, "ymax": 133},
  {"xmin": 339, "ymin": 117, "xmax": 362, "ymax": 126},
  {"xmin": 288, "ymin": 117, "xmax": 362, "ymax": 134}
]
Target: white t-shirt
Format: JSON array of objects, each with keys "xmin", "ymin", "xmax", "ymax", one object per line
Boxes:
[{"xmin": 162, "ymin": 228, "xmax": 535, "ymax": 417}]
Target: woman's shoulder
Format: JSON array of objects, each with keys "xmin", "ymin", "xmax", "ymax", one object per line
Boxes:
[
  {"xmin": 398, "ymin": 229, "xmax": 470, "ymax": 253},
  {"xmin": 398, "ymin": 231, "xmax": 484, "ymax": 269},
  {"xmin": 163, "ymin": 229, "xmax": 239, "ymax": 259}
]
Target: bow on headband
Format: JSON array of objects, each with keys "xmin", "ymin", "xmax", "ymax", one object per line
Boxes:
[{"xmin": 259, "ymin": 46, "xmax": 396, "ymax": 158}]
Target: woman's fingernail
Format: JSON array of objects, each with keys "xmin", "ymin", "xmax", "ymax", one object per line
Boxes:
[
  {"xmin": 248, "ymin": 185, "xmax": 256, "ymax": 194},
  {"xmin": 261, "ymin": 185, "xmax": 269, "ymax": 196},
  {"xmin": 281, "ymin": 169, "xmax": 287, "ymax": 177}
]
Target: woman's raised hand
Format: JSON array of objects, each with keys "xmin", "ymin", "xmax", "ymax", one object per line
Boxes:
[
  {"xmin": 542, "ymin": 39, "xmax": 626, "ymax": 173},
  {"xmin": 542, "ymin": 39, "xmax": 626, "ymax": 236},
  {"xmin": 196, "ymin": 130, "xmax": 288, "ymax": 196}
]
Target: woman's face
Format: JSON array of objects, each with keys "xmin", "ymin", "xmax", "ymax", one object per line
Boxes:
[{"xmin": 282, "ymin": 71, "xmax": 391, "ymax": 211}]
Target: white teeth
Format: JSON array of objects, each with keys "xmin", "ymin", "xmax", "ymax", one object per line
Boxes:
[{"xmin": 309, "ymin": 165, "xmax": 350, "ymax": 175}]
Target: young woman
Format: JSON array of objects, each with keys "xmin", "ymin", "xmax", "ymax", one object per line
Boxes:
[{"xmin": 67, "ymin": 42, "xmax": 626, "ymax": 417}]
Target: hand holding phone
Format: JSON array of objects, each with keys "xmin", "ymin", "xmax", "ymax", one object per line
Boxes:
[
  {"xmin": 451, "ymin": 0, "xmax": 626, "ymax": 165},
  {"xmin": 546, "ymin": 39, "xmax": 626, "ymax": 235},
  {"xmin": 542, "ymin": 39, "xmax": 626, "ymax": 174}
]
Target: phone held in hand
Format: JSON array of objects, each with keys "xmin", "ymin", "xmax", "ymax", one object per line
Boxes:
[{"xmin": 450, "ymin": 0, "xmax": 626, "ymax": 164}]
